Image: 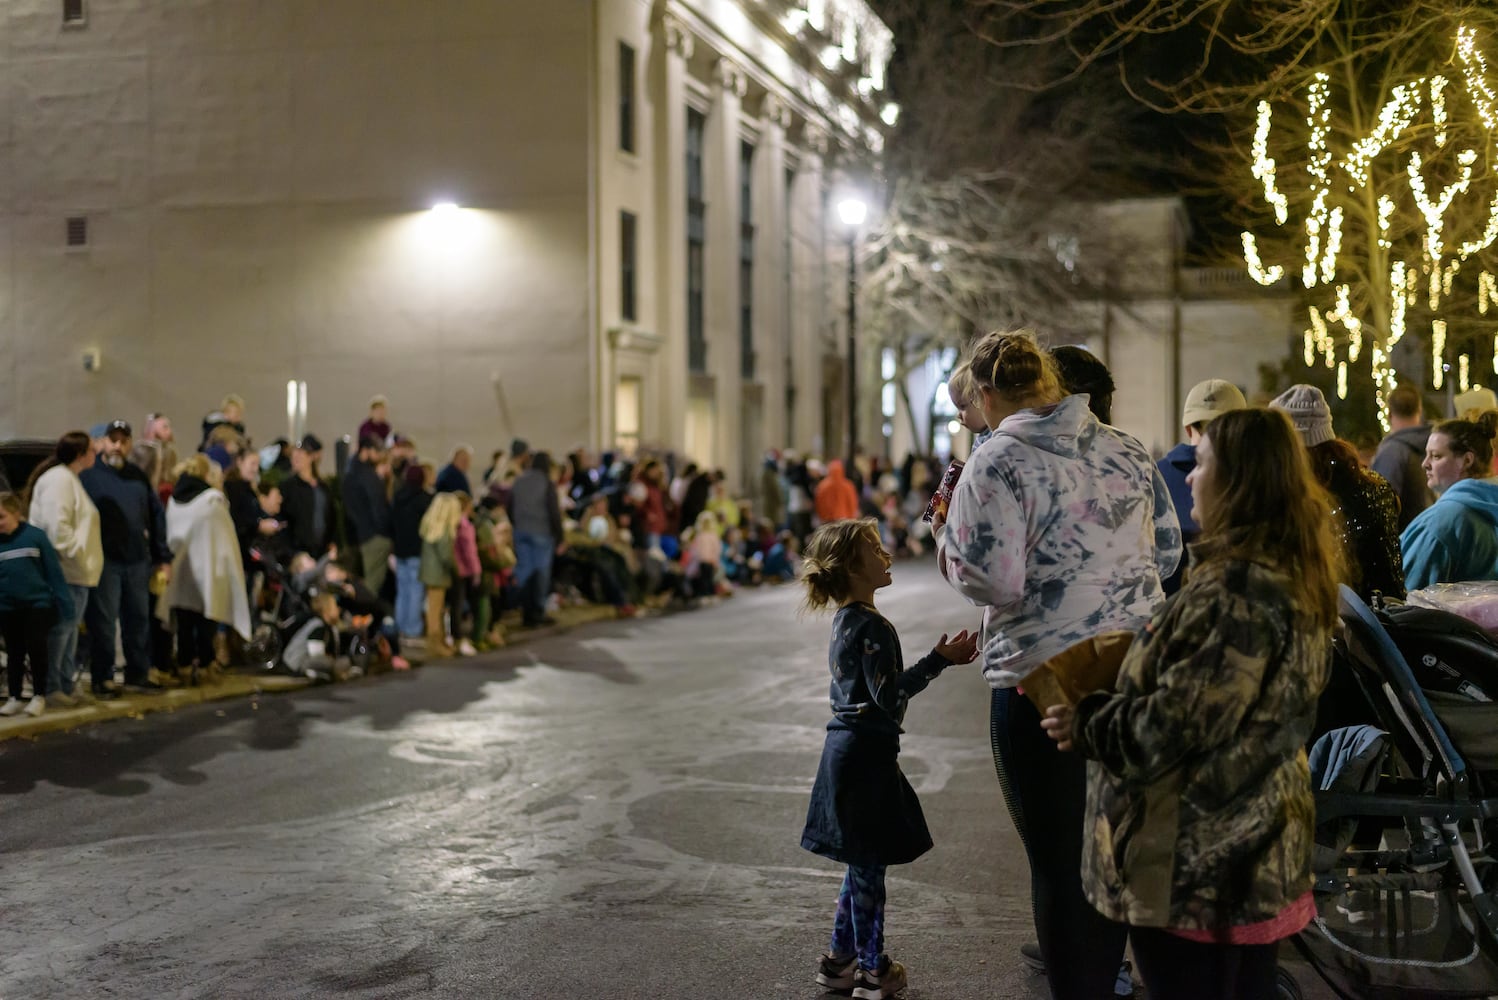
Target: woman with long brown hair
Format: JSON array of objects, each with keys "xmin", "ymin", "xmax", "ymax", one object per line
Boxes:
[
  {"xmin": 1270, "ymin": 384, "xmax": 1404, "ymax": 600},
  {"xmin": 1043, "ymin": 407, "xmax": 1343, "ymax": 999}
]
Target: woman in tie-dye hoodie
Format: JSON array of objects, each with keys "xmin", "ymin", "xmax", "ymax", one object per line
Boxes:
[{"xmin": 935, "ymin": 330, "xmax": 1180, "ymax": 1000}]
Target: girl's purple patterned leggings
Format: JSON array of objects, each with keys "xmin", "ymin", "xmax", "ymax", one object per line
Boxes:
[{"xmin": 830, "ymin": 864, "xmax": 887, "ymax": 971}]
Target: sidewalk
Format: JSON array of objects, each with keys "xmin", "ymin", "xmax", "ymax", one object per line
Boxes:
[{"xmin": 0, "ymin": 602, "xmax": 624, "ymax": 743}]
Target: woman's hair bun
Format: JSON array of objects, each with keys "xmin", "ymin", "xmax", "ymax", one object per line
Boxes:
[
  {"xmin": 968, "ymin": 329, "xmax": 1059, "ymax": 398},
  {"xmin": 992, "ymin": 337, "xmax": 1044, "ymax": 389}
]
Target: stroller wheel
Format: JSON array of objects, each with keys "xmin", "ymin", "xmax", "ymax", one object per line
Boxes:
[
  {"xmin": 1275, "ymin": 966, "xmax": 1303, "ymax": 1000},
  {"xmin": 243, "ymin": 624, "xmax": 283, "ymax": 672},
  {"xmin": 348, "ymin": 635, "xmax": 372, "ymax": 671}
]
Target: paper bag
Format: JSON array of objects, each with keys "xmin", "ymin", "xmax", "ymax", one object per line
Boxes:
[{"xmin": 1022, "ymin": 631, "xmax": 1134, "ymax": 711}]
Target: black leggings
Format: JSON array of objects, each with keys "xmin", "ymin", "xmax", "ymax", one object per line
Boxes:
[
  {"xmin": 175, "ymin": 609, "xmax": 217, "ymax": 668},
  {"xmin": 1129, "ymin": 927, "xmax": 1278, "ymax": 1000},
  {"xmin": 991, "ymin": 686, "xmax": 1127, "ymax": 1000},
  {"xmin": 1, "ymin": 607, "xmax": 54, "ymax": 698}
]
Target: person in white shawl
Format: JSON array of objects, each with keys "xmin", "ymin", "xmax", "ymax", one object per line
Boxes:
[{"xmin": 159, "ymin": 454, "xmax": 251, "ymax": 682}]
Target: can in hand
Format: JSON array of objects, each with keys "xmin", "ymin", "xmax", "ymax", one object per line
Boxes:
[{"xmin": 922, "ymin": 459, "xmax": 965, "ymax": 523}]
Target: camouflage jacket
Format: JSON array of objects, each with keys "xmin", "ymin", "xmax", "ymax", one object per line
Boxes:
[{"xmin": 1072, "ymin": 541, "xmax": 1330, "ymax": 930}]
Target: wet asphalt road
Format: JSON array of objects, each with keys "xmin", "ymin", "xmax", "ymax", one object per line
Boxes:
[{"xmin": 0, "ymin": 562, "xmax": 1330, "ymax": 999}]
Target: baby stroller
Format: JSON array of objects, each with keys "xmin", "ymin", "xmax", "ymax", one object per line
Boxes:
[
  {"xmin": 240, "ymin": 545, "xmax": 302, "ymax": 674},
  {"xmin": 1281, "ymin": 586, "xmax": 1498, "ymax": 998}
]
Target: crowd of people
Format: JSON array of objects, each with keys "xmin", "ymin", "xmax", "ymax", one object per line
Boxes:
[
  {"xmin": 0, "ymin": 390, "xmax": 976, "ymax": 720},
  {"xmin": 791, "ymin": 329, "xmax": 1498, "ymax": 1000}
]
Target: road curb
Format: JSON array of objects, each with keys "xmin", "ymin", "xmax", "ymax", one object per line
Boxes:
[{"xmin": 0, "ymin": 603, "xmax": 632, "ymax": 743}]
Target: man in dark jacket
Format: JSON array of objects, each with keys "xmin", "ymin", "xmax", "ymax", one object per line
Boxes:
[
  {"xmin": 341, "ymin": 436, "xmax": 393, "ymax": 596},
  {"xmin": 1371, "ymin": 385, "xmax": 1435, "ymax": 530},
  {"xmin": 435, "ymin": 445, "xmax": 474, "ymax": 496},
  {"xmin": 79, "ymin": 420, "xmax": 172, "ymax": 696},
  {"xmin": 279, "ymin": 436, "xmax": 335, "ymax": 559},
  {"xmin": 1157, "ymin": 379, "xmax": 1246, "ymax": 596},
  {"xmin": 507, "ymin": 451, "xmax": 564, "ymax": 627}
]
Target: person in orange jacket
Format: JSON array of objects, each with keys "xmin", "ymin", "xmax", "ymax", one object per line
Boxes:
[{"xmin": 814, "ymin": 460, "xmax": 860, "ymax": 524}]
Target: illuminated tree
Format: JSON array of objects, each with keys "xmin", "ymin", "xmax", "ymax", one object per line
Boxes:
[
  {"xmin": 969, "ymin": 0, "xmax": 1498, "ymax": 428},
  {"xmin": 1241, "ymin": 25, "xmax": 1498, "ymax": 427}
]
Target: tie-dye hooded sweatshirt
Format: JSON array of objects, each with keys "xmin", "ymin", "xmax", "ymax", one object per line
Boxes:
[{"xmin": 937, "ymin": 394, "xmax": 1182, "ymax": 688}]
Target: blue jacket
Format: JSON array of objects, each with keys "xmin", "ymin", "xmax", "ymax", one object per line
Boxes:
[
  {"xmin": 0, "ymin": 523, "xmax": 73, "ymax": 614},
  {"xmin": 1157, "ymin": 443, "xmax": 1197, "ymax": 535},
  {"xmin": 1400, "ymin": 478, "xmax": 1498, "ymax": 589},
  {"xmin": 1157, "ymin": 443, "xmax": 1196, "ymax": 596}
]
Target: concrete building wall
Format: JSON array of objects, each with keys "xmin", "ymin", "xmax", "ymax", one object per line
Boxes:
[
  {"xmin": 1179, "ymin": 276, "xmax": 1297, "ymax": 407},
  {"xmin": 0, "ymin": 0, "xmax": 593, "ymax": 455}
]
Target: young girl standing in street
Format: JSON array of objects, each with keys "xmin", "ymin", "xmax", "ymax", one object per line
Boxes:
[{"xmin": 799, "ymin": 518, "xmax": 977, "ymax": 999}]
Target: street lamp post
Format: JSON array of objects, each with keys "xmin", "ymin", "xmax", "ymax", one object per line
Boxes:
[{"xmin": 836, "ymin": 196, "xmax": 867, "ymax": 466}]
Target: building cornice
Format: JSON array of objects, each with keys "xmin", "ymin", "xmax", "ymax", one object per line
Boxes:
[{"xmin": 664, "ymin": 1, "xmax": 886, "ymax": 156}]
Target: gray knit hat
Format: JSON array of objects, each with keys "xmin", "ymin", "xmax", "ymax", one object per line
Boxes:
[{"xmin": 1270, "ymin": 383, "xmax": 1335, "ymax": 448}]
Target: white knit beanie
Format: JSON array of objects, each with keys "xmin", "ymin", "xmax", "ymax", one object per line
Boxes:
[{"xmin": 1270, "ymin": 384, "xmax": 1335, "ymax": 448}]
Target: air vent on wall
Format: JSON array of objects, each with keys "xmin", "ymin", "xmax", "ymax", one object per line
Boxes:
[
  {"xmin": 65, "ymin": 217, "xmax": 88, "ymax": 248},
  {"xmin": 63, "ymin": 0, "xmax": 87, "ymax": 25}
]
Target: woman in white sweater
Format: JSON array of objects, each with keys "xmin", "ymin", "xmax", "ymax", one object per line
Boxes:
[
  {"xmin": 935, "ymin": 331, "xmax": 1181, "ymax": 1000},
  {"xmin": 25, "ymin": 432, "xmax": 103, "ymax": 706}
]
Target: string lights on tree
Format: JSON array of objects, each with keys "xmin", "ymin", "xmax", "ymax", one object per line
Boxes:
[{"xmin": 1243, "ymin": 24, "xmax": 1498, "ymax": 428}]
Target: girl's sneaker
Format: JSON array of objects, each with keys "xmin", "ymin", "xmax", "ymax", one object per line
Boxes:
[
  {"xmin": 456, "ymin": 639, "xmax": 477, "ymax": 657},
  {"xmin": 816, "ymin": 952, "xmax": 857, "ymax": 991},
  {"xmin": 24, "ymin": 695, "xmax": 44, "ymax": 717},
  {"xmin": 852, "ymin": 958, "xmax": 907, "ymax": 999},
  {"xmin": 0, "ymin": 697, "xmax": 23, "ymax": 716}
]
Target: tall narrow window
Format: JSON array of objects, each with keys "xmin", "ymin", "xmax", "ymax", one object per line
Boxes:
[
  {"xmin": 618, "ymin": 43, "xmax": 636, "ymax": 153},
  {"xmin": 686, "ymin": 108, "xmax": 707, "ymax": 374},
  {"xmin": 739, "ymin": 141, "xmax": 757, "ymax": 381},
  {"xmin": 620, "ymin": 210, "xmax": 638, "ymax": 322}
]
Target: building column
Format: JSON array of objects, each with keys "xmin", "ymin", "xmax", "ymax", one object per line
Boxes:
[
  {"xmin": 706, "ymin": 57, "xmax": 746, "ymax": 486},
  {"xmin": 758, "ymin": 94, "xmax": 791, "ymax": 454},
  {"xmin": 653, "ymin": 13, "xmax": 693, "ymax": 454},
  {"xmin": 789, "ymin": 127, "xmax": 829, "ymax": 455}
]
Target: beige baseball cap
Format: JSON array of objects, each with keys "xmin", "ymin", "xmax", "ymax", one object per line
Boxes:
[{"xmin": 1182, "ymin": 379, "xmax": 1247, "ymax": 428}]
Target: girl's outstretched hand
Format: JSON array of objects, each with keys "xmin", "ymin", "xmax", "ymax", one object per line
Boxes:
[
  {"xmin": 1040, "ymin": 704, "xmax": 1075, "ymax": 752},
  {"xmin": 935, "ymin": 629, "xmax": 979, "ymax": 664}
]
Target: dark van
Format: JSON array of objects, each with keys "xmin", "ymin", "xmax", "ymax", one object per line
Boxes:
[{"xmin": 0, "ymin": 439, "xmax": 58, "ymax": 495}]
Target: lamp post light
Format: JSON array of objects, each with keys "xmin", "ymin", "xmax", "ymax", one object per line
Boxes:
[{"xmin": 836, "ymin": 196, "xmax": 867, "ymax": 466}]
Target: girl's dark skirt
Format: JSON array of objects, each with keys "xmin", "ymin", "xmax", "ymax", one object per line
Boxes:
[{"xmin": 801, "ymin": 728, "xmax": 932, "ymax": 868}]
